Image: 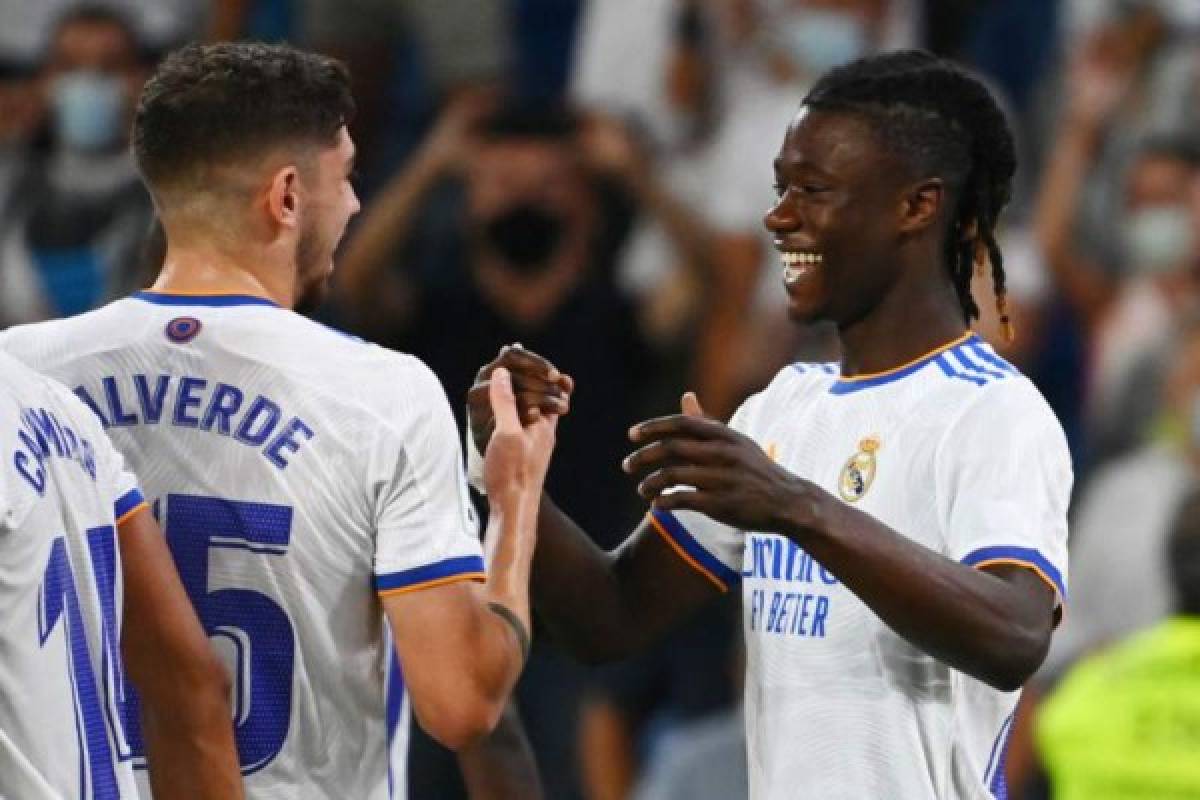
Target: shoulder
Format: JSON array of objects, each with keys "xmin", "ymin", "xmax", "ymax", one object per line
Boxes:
[
  {"xmin": 727, "ymin": 361, "xmax": 836, "ymax": 431},
  {"xmin": 282, "ymin": 319, "xmax": 451, "ymax": 424},
  {"xmin": 0, "ymin": 300, "xmax": 134, "ymax": 366}
]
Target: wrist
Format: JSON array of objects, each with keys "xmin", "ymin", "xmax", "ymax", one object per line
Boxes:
[{"xmin": 777, "ymin": 479, "xmax": 838, "ymax": 543}]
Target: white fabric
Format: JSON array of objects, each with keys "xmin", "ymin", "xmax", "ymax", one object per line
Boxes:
[
  {"xmin": 0, "ymin": 350, "xmax": 141, "ymax": 799},
  {"xmin": 1040, "ymin": 443, "xmax": 1192, "ymax": 679},
  {"xmin": 652, "ymin": 333, "xmax": 1072, "ymax": 799},
  {"xmin": 0, "ymin": 293, "xmax": 484, "ymax": 799}
]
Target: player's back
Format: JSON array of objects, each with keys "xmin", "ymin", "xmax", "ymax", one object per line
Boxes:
[
  {"xmin": 0, "ymin": 292, "xmax": 485, "ymax": 799},
  {"xmin": 0, "ymin": 350, "xmax": 143, "ymax": 800}
]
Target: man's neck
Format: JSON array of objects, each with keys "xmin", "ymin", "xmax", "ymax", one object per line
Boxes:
[
  {"xmin": 153, "ymin": 246, "xmax": 296, "ymax": 308},
  {"xmin": 837, "ymin": 267, "xmax": 967, "ymax": 378}
]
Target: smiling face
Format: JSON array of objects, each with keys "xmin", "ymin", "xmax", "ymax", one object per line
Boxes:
[
  {"xmin": 295, "ymin": 127, "xmax": 360, "ymax": 312},
  {"xmin": 764, "ymin": 106, "xmax": 914, "ymax": 326}
]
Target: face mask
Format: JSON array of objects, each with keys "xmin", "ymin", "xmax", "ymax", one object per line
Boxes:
[
  {"xmin": 1121, "ymin": 205, "xmax": 1195, "ymax": 276},
  {"xmin": 50, "ymin": 71, "xmax": 126, "ymax": 153},
  {"xmin": 481, "ymin": 203, "xmax": 566, "ymax": 275},
  {"xmin": 772, "ymin": 9, "xmax": 868, "ymax": 75}
]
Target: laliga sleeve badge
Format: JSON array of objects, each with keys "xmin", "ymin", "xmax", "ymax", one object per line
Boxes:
[
  {"xmin": 838, "ymin": 435, "xmax": 880, "ymax": 503},
  {"xmin": 165, "ymin": 316, "xmax": 202, "ymax": 344}
]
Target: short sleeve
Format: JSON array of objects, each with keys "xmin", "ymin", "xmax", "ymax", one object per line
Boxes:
[
  {"xmin": 67, "ymin": 384, "xmax": 146, "ymax": 527},
  {"xmin": 373, "ymin": 360, "xmax": 485, "ymax": 596},
  {"xmin": 936, "ymin": 381, "xmax": 1072, "ymax": 607},
  {"xmin": 647, "ymin": 393, "xmax": 766, "ymax": 593}
]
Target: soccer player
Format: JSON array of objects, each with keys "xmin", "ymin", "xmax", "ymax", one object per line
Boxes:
[
  {"xmin": 0, "ymin": 351, "xmax": 241, "ymax": 799},
  {"xmin": 470, "ymin": 51, "xmax": 1071, "ymax": 798},
  {"xmin": 1, "ymin": 42, "xmax": 554, "ymax": 798}
]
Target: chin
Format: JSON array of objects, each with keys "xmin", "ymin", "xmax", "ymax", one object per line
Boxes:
[{"xmin": 784, "ymin": 292, "xmax": 829, "ymax": 324}]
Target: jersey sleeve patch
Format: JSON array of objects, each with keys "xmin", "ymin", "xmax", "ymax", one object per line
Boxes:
[
  {"xmin": 648, "ymin": 509, "xmax": 740, "ymax": 592},
  {"xmin": 961, "ymin": 545, "xmax": 1066, "ymax": 603},
  {"xmin": 113, "ymin": 488, "xmax": 148, "ymax": 526},
  {"xmin": 376, "ymin": 554, "xmax": 487, "ymax": 596}
]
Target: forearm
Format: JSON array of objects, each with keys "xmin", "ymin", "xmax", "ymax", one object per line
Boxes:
[
  {"xmin": 530, "ymin": 496, "xmax": 714, "ymax": 663},
  {"xmin": 625, "ymin": 167, "xmax": 714, "ymax": 280},
  {"xmin": 456, "ymin": 702, "xmax": 544, "ymax": 800},
  {"xmin": 139, "ymin": 677, "xmax": 243, "ymax": 798},
  {"xmin": 528, "ymin": 496, "xmax": 632, "ymax": 662},
  {"xmin": 1032, "ymin": 124, "xmax": 1114, "ymax": 323},
  {"xmin": 482, "ymin": 488, "xmax": 540, "ymax": 647},
  {"xmin": 338, "ymin": 154, "xmax": 442, "ymax": 302},
  {"xmin": 792, "ymin": 496, "xmax": 1051, "ymax": 690},
  {"xmin": 692, "ymin": 235, "xmax": 760, "ymax": 419}
]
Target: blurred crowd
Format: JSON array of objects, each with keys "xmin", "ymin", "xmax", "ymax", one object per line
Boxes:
[{"xmin": 2, "ymin": 0, "xmax": 1198, "ymax": 798}]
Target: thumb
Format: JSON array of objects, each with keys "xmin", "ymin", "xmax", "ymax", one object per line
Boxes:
[
  {"xmin": 489, "ymin": 367, "xmax": 521, "ymax": 434},
  {"xmin": 680, "ymin": 391, "xmax": 705, "ymax": 418}
]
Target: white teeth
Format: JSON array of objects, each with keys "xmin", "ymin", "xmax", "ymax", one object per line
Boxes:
[{"xmin": 780, "ymin": 251, "xmax": 823, "ymax": 266}]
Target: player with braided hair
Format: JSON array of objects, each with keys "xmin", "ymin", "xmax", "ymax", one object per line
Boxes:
[{"xmin": 470, "ymin": 50, "xmax": 1070, "ymax": 798}]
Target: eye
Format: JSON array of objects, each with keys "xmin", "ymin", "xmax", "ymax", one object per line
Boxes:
[
  {"xmin": 773, "ymin": 182, "xmax": 788, "ymax": 198},
  {"xmin": 801, "ymin": 184, "xmax": 829, "ymax": 194}
]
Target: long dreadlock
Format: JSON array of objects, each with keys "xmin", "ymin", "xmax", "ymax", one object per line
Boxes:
[{"xmin": 803, "ymin": 50, "xmax": 1018, "ymax": 340}]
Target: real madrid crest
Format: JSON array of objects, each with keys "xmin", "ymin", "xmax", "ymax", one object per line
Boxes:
[{"xmin": 838, "ymin": 435, "xmax": 880, "ymax": 503}]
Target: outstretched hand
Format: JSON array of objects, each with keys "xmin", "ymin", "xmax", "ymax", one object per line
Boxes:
[
  {"xmin": 483, "ymin": 368, "xmax": 559, "ymax": 503},
  {"xmin": 468, "ymin": 345, "xmax": 574, "ymax": 457},
  {"xmin": 623, "ymin": 392, "xmax": 819, "ymax": 536}
]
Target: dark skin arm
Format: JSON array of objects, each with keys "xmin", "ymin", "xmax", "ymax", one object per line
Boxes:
[
  {"xmin": 625, "ymin": 413, "xmax": 1057, "ymax": 691},
  {"xmin": 456, "ymin": 703, "xmax": 544, "ymax": 800},
  {"xmin": 470, "ymin": 347, "xmax": 1057, "ymax": 688},
  {"xmin": 467, "ymin": 348, "xmax": 723, "ymax": 664},
  {"xmin": 118, "ymin": 509, "xmax": 243, "ymax": 799}
]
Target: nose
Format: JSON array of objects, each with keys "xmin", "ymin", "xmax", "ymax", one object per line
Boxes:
[{"xmin": 763, "ymin": 193, "xmax": 798, "ymax": 235}]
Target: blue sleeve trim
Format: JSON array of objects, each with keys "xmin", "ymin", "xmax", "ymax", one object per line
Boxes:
[
  {"xmin": 113, "ymin": 488, "xmax": 146, "ymax": 522},
  {"xmin": 650, "ymin": 509, "xmax": 741, "ymax": 589},
  {"xmin": 961, "ymin": 545, "xmax": 1066, "ymax": 600},
  {"xmin": 375, "ymin": 555, "xmax": 486, "ymax": 593}
]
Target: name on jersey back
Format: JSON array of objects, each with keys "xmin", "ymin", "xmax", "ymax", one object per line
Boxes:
[
  {"xmin": 11, "ymin": 405, "xmax": 99, "ymax": 496},
  {"xmin": 73, "ymin": 373, "xmax": 314, "ymax": 470}
]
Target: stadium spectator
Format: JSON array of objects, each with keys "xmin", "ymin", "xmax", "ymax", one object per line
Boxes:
[
  {"xmin": 1034, "ymin": 19, "xmax": 1200, "ymax": 463},
  {"xmin": 292, "ymin": 0, "xmax": 511, "ymax": 194},
  {"xmin": 1036, "ymin": 484, "xmax": 1200, "ymax": 800},
  {"xmin": 1042, "ymin": 321, "xmax": 1200, "ymax": 679},
  {"xmin": 0, "ymin": 5, "xmax": 154, "ymax": 327},
  {"xmin": 338, "ymin": 96, "xmax": 702, "ymax": 799}
]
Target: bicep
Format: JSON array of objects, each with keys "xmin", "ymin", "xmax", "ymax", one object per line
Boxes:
[{"xmin": 382, "ymin": 578, "xmax": 488, "ymax": 694}]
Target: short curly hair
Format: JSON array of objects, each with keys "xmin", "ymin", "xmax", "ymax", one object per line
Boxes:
[{"xmin": 133, "ymin": 42, "xmax": 354, "ymax": 193}]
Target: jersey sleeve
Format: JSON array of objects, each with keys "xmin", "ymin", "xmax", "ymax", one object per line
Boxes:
[
  {"xmin": 372, "ymin": 359, "xmax": 485, "ymax": 596},
  {"xmin": 647, "ymin": 394, "xmax": 765, "ymax": 593},
  {"xmin": 66, "ymin": 382, "xmax": 147, "ymax": 528},
  {"xmin": 935, "ymin": 381, "xmax": 1072, "ymax": 607}
]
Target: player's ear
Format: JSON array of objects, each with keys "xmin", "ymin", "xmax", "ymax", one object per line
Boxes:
[
  {"xmin": 897, "ymin": 177, "xmax": 943, "ymax": 235},
  {"xmin": 266, "ymin": 165, "xmax": 301, "ymax": 231}
]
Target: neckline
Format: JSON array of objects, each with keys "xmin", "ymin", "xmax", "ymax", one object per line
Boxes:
[
  {"xmin": 132, "ymin": 290, "xmax": 281, "ymax": 309},
  {"xmin": 830, "ymin": 332, "xmax": 977, "ymax": 395}
]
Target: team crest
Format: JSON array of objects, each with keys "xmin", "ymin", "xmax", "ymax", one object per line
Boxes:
[
  {"xmin": 838, "ymin": 435, "xmax": 880, "ymax": 503},
  {"xmin": 165, "ymin": 316, "xmax": 202, "ymax": 344}
]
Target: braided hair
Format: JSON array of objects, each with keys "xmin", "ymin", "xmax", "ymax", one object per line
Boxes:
[{"xmin": 803, "ymin": 51, "xmax": 1018, "ymax": 339}]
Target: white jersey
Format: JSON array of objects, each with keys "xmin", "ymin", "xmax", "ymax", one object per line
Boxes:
[
  {"xmin": 0, "ymin": 350, "xmax": 146, "ymax": 800},
  {"xmin": 647, "ymin": 332, "xmax": 1071, "ymax": 800},
  {"xmin": 0, "ymin": 291, "xmax": 485, "ymax": 799}
]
